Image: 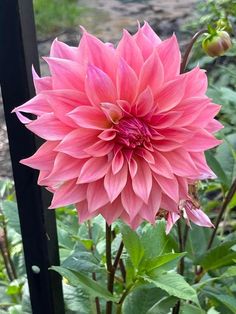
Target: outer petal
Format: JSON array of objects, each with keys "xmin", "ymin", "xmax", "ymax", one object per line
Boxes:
[
  {"xmin": 85, "ymin": 64, "xmax": 117, "ymax": 106},
  {"xmin": 87, "ymin": 179, "xmax": 109, "ymax": 212},
  {"xmin": 50, "ymin": 39, "xmax": 79, "ymax": 61},
  {"xmin": 78, "ymin": 156, "xmax": 110, "ymax": 183},
  {"xmin": 104, "ymin": 162, "xmax": 128, "ymax": 202},
  {"xmin": 153, "ymin": 173, "xmax": 179, "ymax": 203},
  {"xmin": 156, "ymin": 35, "xmax": 181, "ymax": 81},
  {"xmin": 49, "ymin": 180, "xmax": 87, "ymax": 208},
  {"xmin": 116, "ymin": 29, "xmax": 143, "ymax": 75},
  {"xmin": 132, "ymin": 159, "xmax": 152, "ymax": 204}
]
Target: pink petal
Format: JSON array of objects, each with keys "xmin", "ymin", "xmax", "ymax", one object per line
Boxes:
[
  {"xmin": 49, "ymin": 180, "xmax": 87, "ymax": 208},
  {"xmin": 84, "ymin": 140, "xmax": 114, "ymax": 157},
  {"xmin": 116, "ymin": 29, "xmax": 143, "ymax": 75},
  {"xmin": 85, "ymin": 64, "xmax": 117, "ymax": 106},
  {"xmin": 132, "ymin": 159, "xmax": 152, "ymax": 204},
  {"xmin": 98, "ymin": 129, "xmax": 117, "ymax": 141},
  {"xmin": 55, "ymin": 128, "xmax": 99, "ymax": 158},
  {"xmin": 78, "ymin": 156, "xmax": 110, "ymax": 183},
  {"xmin": 149, "ymin": 151, "xmax": 174, "ymax": 179},
  {"xmin": 163, "ymin": 150, "xmax": 200, "ymax": 177},
  {"xmin": 190, "ymin": 152, "xmax": 216, "ymax": 179},
  {"xmin": 68, "ymin": 106, "xmax": 110, "ymax": 130},
  {"xmin": 184, "ymin": 67, "xmax": 207, "ymax": 98},
  {"xmin": 26, "ymin": 113, "xmax": 73, "ymax": 140},
  {"xmin": 138, "ymin": 50, "xmax": 164, "ymax": 96},
  {"xmin": 101, "ymin": 197, "xmax": 123, "ymax": 225},
  {"xmin": 12, "ymin": 94, "xmax": 51, "ymax": 117},
  {"xmin": 112, "ymin": 149, "xmax": 124, "ymax": 174},
  {"xmin": 87, "ymin": 179, "xmax": 109, "ymax": 212},
  {"xmin": 156, "ymin": 35, "xmax": 181, "ymax": 81},
  {"xmin": 205, "ymin": 119, "xmax": 224, "ymax": 133},
  {"xmin": 104, "ymin": 162, "xmax": 128, "ymax": 202},
  {"xmin": 156, "ymin": 76, "xmax": 186, "ymax": 112},
  {"xmin": 121, "ymin": 177, "xmax": 143, "ymax": 219},
  {"xmin": 153, "ymin": 173, "xmax": 179, "ymax": 203},
  {"xmin": 100, "ymin": 102, "xmax": 123, "ymax": 124},
  {"xmin": 133, "ymin": 26, "xmax": 154, "ymax": 60},
  {"xmin": 150, "ymin": 112, "xmax": 182, "ymax": 129},
  {"xmin": 166, "ymin": 212, "xmax": 180, "ymax": 234},
  {"xmin": 50, "ymin": 38, "xmax": 79, "ymax": 61},
  {"xmin": 116, "ymin": 58, "xmax": 138, "ymax": 104},
  {"xmin": 45, "ymin": 57, "xmax": 85, "ymax": 91},
  {"xmin": 76, "ymin": 200, "xmax": 98, "ymax": 224},
  {"xmin": 140, "ymin": 21, "xmax": 162, "ymax": 46},
  {"xmin": 32, "ymin": 66, "xmax": 52, "ymax": 93},
  {"xmin": 183, "ymin": 129, "xmax": 222, "ymax": 152},
  {"xmin": 135, "ymin": 87, "xmax": 154, "ymax": 117},
  {"xmin": 20, "ymin": 141, "xmax": 58, "ymax": 171}
]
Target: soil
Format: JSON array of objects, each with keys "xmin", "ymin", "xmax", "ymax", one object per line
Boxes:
[{"xmin": 0, "ymin": 0, "xmax": 197, "ymax": 178}]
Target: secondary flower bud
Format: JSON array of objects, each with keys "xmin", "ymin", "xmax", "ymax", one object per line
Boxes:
[{"xmin": 202, "ymin": 30, "xmax": 232, "ymax": 57}]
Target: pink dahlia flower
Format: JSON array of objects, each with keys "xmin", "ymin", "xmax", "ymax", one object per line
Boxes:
[{"xmin": 14, "ymin": 22, "xmax": 223, "ymax": 231}]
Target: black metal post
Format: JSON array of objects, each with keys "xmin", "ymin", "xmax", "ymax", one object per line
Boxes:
[{"xmin": 0, "ymin": 1, "xmax": 64, "ymax": 313}]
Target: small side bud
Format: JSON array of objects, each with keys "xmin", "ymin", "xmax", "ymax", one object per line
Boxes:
[{"xmin": 202, "ymin": 30, "xmax": 232, "ymax": 57}]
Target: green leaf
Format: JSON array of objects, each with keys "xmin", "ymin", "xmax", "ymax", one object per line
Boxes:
[
  {"xmin": 215, "ymin": 134, "xmax": 236, "ymax": 186},
  {"xmin": 142, "ymin": 272, "xmax": 199, "ymax": 305},
  {"xmin": 205, "ymin": 151, "xmax": 229, "ymax": 187},
  {"xmin": 140, "ymin": 220, "xmax": 176, "ymax": 259},
  {"xmin": 51, "ymin": 266, "xmax": 118, "ymax": 302},
  {"xmin": 142, "ymin": 252, "xmax": 186, "ymax": 274},
  {"xmin": 180, "ymin": 303, "xmax": 206, "ymax": 314},
  {"xmin": 120, "ymin": 223, "xmax": 144, "ymax": 269},
  {"xmin": 147, "ymin": 296, "xmax": 178, "ymax": 314},
  {"xmin": 204, "ymin": 289, "xmax": 236, "ymax": 314},
  {"xmin": 1, "ymin": 200, "xmax": 21, "ymax": 234},
  {"xmin": 62, "ymin": 251, "xmax": 103, "ymax": 274},
  {"xmin": 123, "ymin": 286, "xmax": 167, "ymax": 314},
  {"xmin": 195, "ymin": 240, "xmax": 236, "ymax": 271}
]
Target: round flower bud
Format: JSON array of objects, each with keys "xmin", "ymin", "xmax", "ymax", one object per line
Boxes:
[{"xmin": 202, "ymin": 30, "xmax": 232, "ymax": 57}]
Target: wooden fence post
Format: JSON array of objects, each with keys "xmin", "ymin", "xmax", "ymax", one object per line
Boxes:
[{"xmin": 0, "ymin": 1, "xmax": 65, "ymax": 313}]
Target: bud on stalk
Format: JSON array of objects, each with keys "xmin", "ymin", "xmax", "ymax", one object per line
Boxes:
[{"xmin": 202, "ymin": 30, "xmax": 232, "ymax": 57}]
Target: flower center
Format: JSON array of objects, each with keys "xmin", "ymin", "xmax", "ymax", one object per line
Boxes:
[{"xmin": 115, "ymin": 117, "xmax": 151, "ymax": 148}]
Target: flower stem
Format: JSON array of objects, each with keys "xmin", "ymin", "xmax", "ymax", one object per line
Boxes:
[
  {"xmin": 87, "ymin": 221, "xmax": 101, "ymax": 314},
  {"xmin": 208, "ymin": 178, "xmax": 236, "ymax": 249},
  {"xmin": 180, "ymin": 29, "xmax": 207, "ymax": 73}
]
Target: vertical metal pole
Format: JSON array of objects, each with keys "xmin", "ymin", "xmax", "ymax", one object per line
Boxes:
[{"xmin": 0, "ymin": 1, "xmax": 64, "ymax": 313}]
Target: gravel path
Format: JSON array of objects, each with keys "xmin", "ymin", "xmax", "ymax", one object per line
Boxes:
[{"xmin": 0, "ymin": 0, "xmax": 197, "ymax": 178}]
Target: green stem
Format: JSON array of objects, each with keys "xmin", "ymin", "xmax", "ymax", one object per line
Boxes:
[{"xmin": 116, "ymin": 282, "xmax": 135, "ymax": 314}]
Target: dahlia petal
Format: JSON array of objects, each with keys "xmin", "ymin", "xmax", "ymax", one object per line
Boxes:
[
  {"xmin": 49, "ymin": 180, "xmax": 87, "ymax": 208},
  {"xmin": 132, "ymin": 159, "xmax": 152, "ymax": 204},
  {"xmin": 166, "ymin": 212, "xmax": 180, "ymax": 234},
  {"xmin": 135, "ymin": 148, "xmax": 155, "ymax": 164},
  {"xmin": 163, "ymin": 150, "xmax": 200, "ymax": 177},
  {"xmin": 100, "ymin": 102, "xmax": 123, "ymax": 124},
  {"xmin": 55, "ymin": 128, "xmax": 99, "ymax": 158},
  {"xmin": 78, "ymin": 156, "xmax": 110, "ymax": 183},
  {"xmin": 104, "ymin": 162, "xmax": 128, "ymax": 202},
  {"xmin": 12, "ymin": 94, "xmax": 51, "ymax": 117},
  {"xmin": 87, "ymin": 179, "xmax": 109, "ymax": 212},
  {"xmin": 20, "ymin": 141, "xmax": 58, "ymax": 171},
  {"xmin": 156, "ymin": 76, "xmax": 186, "ymax": 112},
  {"xmin": 101, "ymin": 197, "xmax": 123, "ymax": 225},
  {"xmin": 161, "ymin": 194, "xmax": 179, "ymax": 213},
  {"xmin": 98, "ymin": 129, "xmax": 117, "ymax": 141},
  {"xmin": 184, "ymin": 67, "xmax": 207, "ymax": 98},
  {"xmin": 85, "ymin": 64, "xmax": 117, "ymax": 106},
  {"xmin": 140, "ymin": 181, "xmax": 161, "ymax": 223},
  {"xmin": 112, "ymin": 150, "xmax": 124, "ymax": 174},
  {"xmin": 128, "ymin": 158, "xmax": 138, "ymax": 178},
  {"xmin": 184, "ymin": 203, "xmax": 214, "ymax": 228},
  {"xmin": 42, "ymin": 89, "xmax": 90, "ymax": 106},
  {"xmin": 45, "ymin": 57, "xmax": 85, "ymax": 91},
  {"xmin": 205, "ymin": 119, "xmax": 224, "ymax": 133},
  {"xmin": 190, "ymin": 152, "xmax": 216, "ymax": 179},
  {"xmin": 82, "ymin": 31, "xmax": 116, "ymax": 80},
  {"xmin": 153, "ymin": 173, "xmax": 179, "ymax": 203},
  {"xmin": 135, "ymin": 87, "xmax": 154, "ymax": 117},
  {"xmin": 121, "ymin": 178, "xmax": 143, "ymax": 219},
  {"xmin": 50, "ymin": 39, "xmax": 79, "ymax": 61},
  {"xmin": 116, "ymin": 29, "xmax": 143, "ymax": 75},
  {"xmin": 43, "ymin": 153, "xmax": 85, "ymax": 183},
  {"xmin": 133, "ymin": 26, "xmax": 154, "ymax": 59},
  {"xmin": 156, "ymin": 35, "xmax": 181, "ymax": 81},
  {"xmin": 116, "ymin": 58, "xmax": 138, "ymax": 104},
  {"xmin": 153, "ymin": 140, "xmax": 182, "ymax": 152},
  {"xmin": 139, "ymin": 50, "xmax": 164, "ymax": 96},
  {"xmin": 149, "ymin": 152, "xmax": 174, "ymax": 179},
  {"xmin": 76, "ymin": 200, "xmax": 98, "ymax": 224},
  {"xmin": 84, "ymin": 140, "xmax": 114, "ymax": 157},
  {"xmin": 32, "ymin": 66, "xmax": 52, "ymax": 93},
  {"xmin": 150, "ymin": 111, "xmax": 182, "ymax": 129},
  {"xmin": 176, "ymin": 176, "xmax": 189, "ymax": 199},
  {"xmin": 68, "ymin": 106, "xmax": 110, "ymax": 130},
  {"xmin": 140, "ymin": 21, "xmax": 162, "ymax": 46},
  {"xmin": 158, "ymin": 127, "xmax": 194, "ymax": 143},
  {"xmin": 183, "ymin": 129, "xmax": 222, "ymax": 152},
  {"xmin": 190, "ymin": 104, "xmax": 221, "ymax": 128},
  {"xmin": 26, "ymin": 113, "xmax": 73, "ymax": 140}
]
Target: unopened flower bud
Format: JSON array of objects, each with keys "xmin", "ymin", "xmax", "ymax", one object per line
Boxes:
[{"xmin": 202, "ymin": 30, "xmax": 232, "ymax": 57}]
